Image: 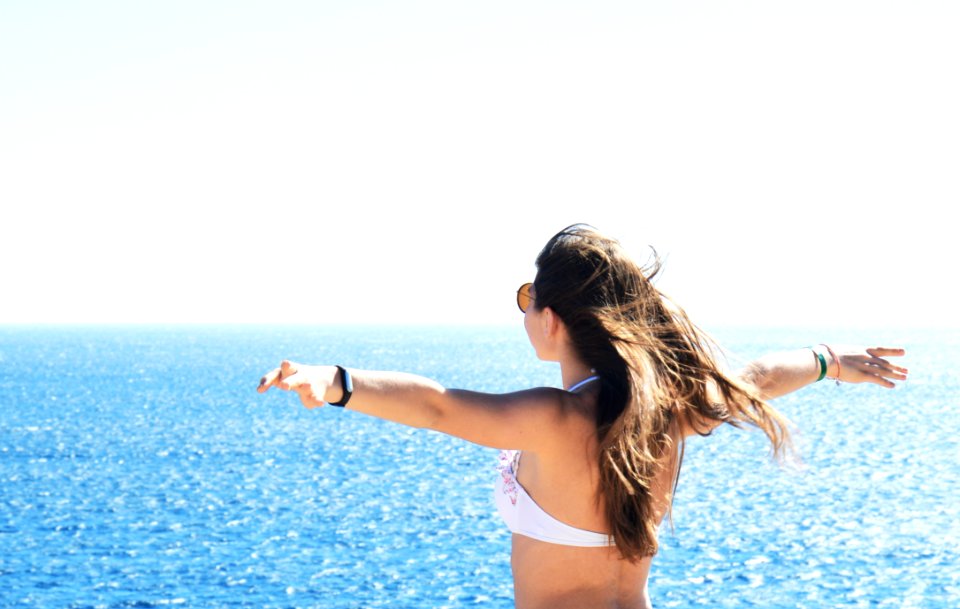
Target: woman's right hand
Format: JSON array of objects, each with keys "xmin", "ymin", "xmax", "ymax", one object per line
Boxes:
[{"xmin": 257, "ymin": 360, "xmax": 340, "ymax": 408}]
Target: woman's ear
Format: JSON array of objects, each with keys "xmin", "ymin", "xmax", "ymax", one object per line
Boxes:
[{"xmin": 541, "ymin": 307, "xmax": 566, "ymax": 341}]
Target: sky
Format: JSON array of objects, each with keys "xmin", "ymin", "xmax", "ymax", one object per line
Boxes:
[{"xmin": 1, "ymin": 0, "xmax": 957, "ymax": 328}]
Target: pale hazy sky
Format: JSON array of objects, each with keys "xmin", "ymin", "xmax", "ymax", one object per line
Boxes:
[{"xmin": 1, "ymin": 1, "xmax": 956, "ymax": 328}]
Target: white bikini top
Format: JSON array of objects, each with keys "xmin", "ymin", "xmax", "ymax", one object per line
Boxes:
[{"xmin": 493, "ymin": 376, "xmax": 613, "ymax": 547}]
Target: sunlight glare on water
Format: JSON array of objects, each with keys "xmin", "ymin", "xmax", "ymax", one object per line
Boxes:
[{"xmin": 0, "ymin": 325, "xmax": 956, "ymax": 608}]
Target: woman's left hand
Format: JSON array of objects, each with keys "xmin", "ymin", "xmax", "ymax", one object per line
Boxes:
[{"xmin": 828, "ymin": 346, "xmax": 909, "ymax": 388}]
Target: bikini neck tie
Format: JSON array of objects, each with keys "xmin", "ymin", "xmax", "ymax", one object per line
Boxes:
[{"xmin": 566, "ymin": 375, "xmax": 600, "ymax": 392}]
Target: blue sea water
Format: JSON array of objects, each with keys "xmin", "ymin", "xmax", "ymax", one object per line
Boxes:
[{"xmin": 0, "ymin": 325, "xmax": 957, "ymax": 608}]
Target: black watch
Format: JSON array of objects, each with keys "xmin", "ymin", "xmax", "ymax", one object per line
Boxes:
[{"xmin": 329, "ymin": 365, "xmax": 353, "ymax": 407}]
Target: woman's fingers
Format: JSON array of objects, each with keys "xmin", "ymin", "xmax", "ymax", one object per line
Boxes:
[
  {"xmin": 277, "ymin": 371, "xmax": 299, "ymax": 391},
  {"xmin": 257, "ymin": 361, "xmax": 324, "ymax": 408},
  {"xmin": 866, "ymin": 347, "xmax": 906, "ymax": 358},
  {"xmin": 839, "ymin": 347, "xmax": 909, "ymax": 388},
  {"xmin": 872, "ymin": 376, "xmax": 897, "ymax": 389},
  {"xmin": 258, "ymin": 367, "xmax": 281, "ymax": 392},
  {"xmin": 864, "ymin": 357, "xmax": 909, "ymax": 378},
  {"xmin": 281, "ymin": 372, "xmax": 324, "ymax": 408},
  {"xmin": 865, "ymin": 348, "xmax": 910, "ymax": 375},
  {"xmin": 257, "ymin": 360, "xmax": 299, "ymax": 393}
]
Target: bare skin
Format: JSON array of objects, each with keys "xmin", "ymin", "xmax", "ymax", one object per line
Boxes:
[{"xmin": 258, "ymin": 301, "xmax": 908, "ymax": 608}]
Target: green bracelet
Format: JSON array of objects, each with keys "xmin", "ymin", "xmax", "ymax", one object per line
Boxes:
[{"xmin": 813, "ymin": 350, "xmax": 827, "ymax": 382}]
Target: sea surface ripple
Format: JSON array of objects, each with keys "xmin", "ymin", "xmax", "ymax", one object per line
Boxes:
[{"xmin": 0, "ymin": 325, "xmax": 956, "ymax": 608}]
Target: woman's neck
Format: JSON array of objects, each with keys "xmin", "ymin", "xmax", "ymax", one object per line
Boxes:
[{"xmin": 559, "ymin": 357, "xmax": 596, "ymax": 392}]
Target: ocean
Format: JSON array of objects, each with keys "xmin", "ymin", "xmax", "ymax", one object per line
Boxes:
[{"xmin": 0, "ymin": 325, "xmax": 957, "ymax": 608}]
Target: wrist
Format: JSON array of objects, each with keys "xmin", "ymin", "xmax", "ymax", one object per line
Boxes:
[
  {"xmin": 319, "ymin": 366, "xmax": 341, "ymax": 404},
  {"xmin": 809, "ymin": 347, "xmax": 828, "ymax": 382},
  {"xmin": 327, "ymin": 365, "xmax": 354, "ymax": 407},
  {"xmin": 819, "ymin": 344, "xmax": 842, "ymax": 381}
]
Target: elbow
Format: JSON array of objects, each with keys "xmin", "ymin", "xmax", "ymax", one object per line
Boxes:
[
  {"xmin": 741, "ymin": 361, "xmax": 772, "ymax": 397},
  {"xmin": 416, "ymin": 386, "xmax": 449, "ymax": 431}
]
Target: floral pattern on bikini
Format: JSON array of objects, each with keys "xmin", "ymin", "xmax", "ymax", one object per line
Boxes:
[{"xmin": 496, "ymin": 449, "xmax": 521, "ymax": 506}]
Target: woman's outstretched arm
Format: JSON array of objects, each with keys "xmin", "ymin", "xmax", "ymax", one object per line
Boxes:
[
  {"xmin": 257, "ymin": 360, "xmax": 580, "ymax": 451},
  {"xmin": 740, "ymin": 345, "xmax": 908, "ymax": 400},
  {"xmin": 681, "ymin": 346, "xmax": 908, "ymax": 438}
]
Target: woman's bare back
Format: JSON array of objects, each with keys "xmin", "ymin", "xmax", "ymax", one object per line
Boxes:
[
  {"xmin": 512, "ymin": 536, "xmax": 653, "ymax": 609},
  {"xmin": 507, "ymin": 410, "xmax": 678, "ymax": 609}
]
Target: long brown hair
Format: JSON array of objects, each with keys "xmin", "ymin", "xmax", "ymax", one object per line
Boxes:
[{"xmin": 533, "ymin": 225, "xmax": 791, "ymax": 561}]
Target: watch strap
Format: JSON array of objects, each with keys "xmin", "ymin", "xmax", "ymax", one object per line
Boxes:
[{"xmin": 329, "ymin": 365, "xmax": 353, "ymax": 407}]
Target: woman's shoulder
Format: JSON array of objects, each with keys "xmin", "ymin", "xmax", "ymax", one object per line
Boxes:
[
  {"xmin": 535, "ymin": 389, "xmax": 600, "ymax": 457},
  {"xmin": 501, "ymin": 385, "xmax": 593, "ymax": 420}
]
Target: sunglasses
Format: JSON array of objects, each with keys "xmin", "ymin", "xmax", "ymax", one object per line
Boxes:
[{"xmin": 516, "ymin": 282, "xmax": 534, "ymax": 313}]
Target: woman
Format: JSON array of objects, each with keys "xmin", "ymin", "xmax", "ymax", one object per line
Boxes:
[{"xmin": 257, "ymin": 225, "xmax": 907, "ymax": 609}]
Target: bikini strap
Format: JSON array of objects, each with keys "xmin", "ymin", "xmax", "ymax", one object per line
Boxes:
[{"xmin": 566, "ymin": 375, "xmax": 600, "ymax": 392}]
